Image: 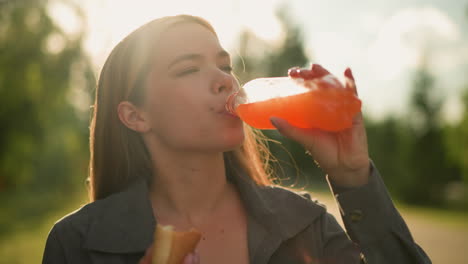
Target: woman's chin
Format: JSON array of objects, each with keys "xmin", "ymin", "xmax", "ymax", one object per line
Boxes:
[{"xmin": 220, "ymin": 130, "xmax": 245, "ymax": 151}]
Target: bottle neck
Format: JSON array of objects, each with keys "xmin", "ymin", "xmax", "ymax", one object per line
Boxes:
[{"xmin": 225, "ymin": 91, "xmax": 240, "ymax": 116}]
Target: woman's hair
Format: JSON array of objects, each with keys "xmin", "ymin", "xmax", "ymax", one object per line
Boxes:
[{"xmin": 89, "ymin": 15, "xmax": 274, "ymax": 201}]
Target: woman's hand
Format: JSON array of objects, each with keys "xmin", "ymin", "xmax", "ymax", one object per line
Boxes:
[
  {"xmin": 139, "ymin": 244, "xmax": 200, "ymax": 264},
  {"xmin": 270, "ymin": 66, "xmax": 370, "ymax": 187}
]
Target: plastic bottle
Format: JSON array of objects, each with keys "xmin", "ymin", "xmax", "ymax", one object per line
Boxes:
[{"xmin": 226, "ymin": 64, "xmax": 361, "ymax": 132}]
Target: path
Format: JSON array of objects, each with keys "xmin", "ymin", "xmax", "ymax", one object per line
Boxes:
[{"xmin": 311, "ymin": 192, "xmax": 468, "ymax": 264}]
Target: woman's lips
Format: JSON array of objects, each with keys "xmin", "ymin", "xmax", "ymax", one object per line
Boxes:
[{"xmin": 218, "ymin": 109, "xmax": 238, "ymax": 118}]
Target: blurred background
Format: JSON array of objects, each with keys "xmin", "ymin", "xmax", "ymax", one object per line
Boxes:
[{"xmin": 0, "ymin": 0, "xmax": 467, "ymax": 263}]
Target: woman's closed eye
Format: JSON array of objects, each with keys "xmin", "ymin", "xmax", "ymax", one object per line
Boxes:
[
  {"xmin": 174, "ymin": 65, "xmax": 232, "ymax": 78},
  {"xmin": 220, "ymin": 65, "xmax": 233, "ymax": 74},
  {"xmin": 175, "ymin": 67, "xmax": 200, "ymax": 77}
]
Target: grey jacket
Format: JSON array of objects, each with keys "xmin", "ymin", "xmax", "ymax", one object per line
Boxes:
[{"xmin": 42, "ymin": 164, "xmax": 431, "ymax": 263}]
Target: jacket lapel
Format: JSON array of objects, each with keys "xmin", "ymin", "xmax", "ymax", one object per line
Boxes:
[{"xmin": 228, "ymin": 166, "xmax": 326, "ymax": 263}]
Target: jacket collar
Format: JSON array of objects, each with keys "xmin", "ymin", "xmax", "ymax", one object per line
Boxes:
[{"xmin": 83, "ymin": 168, "xmax": 325, "ymax": 255}]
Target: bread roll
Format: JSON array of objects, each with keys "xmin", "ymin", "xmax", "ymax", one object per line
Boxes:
[{"xmin": 152, "ymin": 224, "xmax": 202, "ymax": 264}]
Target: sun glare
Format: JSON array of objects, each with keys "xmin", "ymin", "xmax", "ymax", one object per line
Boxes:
[{"xmin": 76, "ymin": 0, "xmax": 285, "ymax": 67}]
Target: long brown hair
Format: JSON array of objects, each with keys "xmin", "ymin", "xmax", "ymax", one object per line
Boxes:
[{"xmin": 89, "ymin": 15, "xmax": 274, "ymax": 201}]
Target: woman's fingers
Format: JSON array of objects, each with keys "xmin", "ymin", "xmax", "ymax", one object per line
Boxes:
[
  {"xmin": 138, "ymin": 245, "xmax": 154, "ymax": 264},
  {"xmin": 344, "ymin": 67, "xmax": 358, "ymax": 95},
  {"xmin": 344, "ymin": 67, "xmax": 354, "ymax": 81},
  {"xmin": 343, "ymin": 68, "xmax": 364, "ymax": 125},
  {"xmin": 183, "ymin": 251, "xmax": 200, "ymax": 264},
  {"xmin": 139, "ymin": 244, "xmax": 200, "ymax": 264},
  {"xmin": 290, "ymin": 64, "xmax": 331, "ymax": 80},
  {"xmin": 310, "ymin": 64, "xmax": 330, "ymax": 77},
  {"xmin": 270, "ymin": 117, "xmax": 303, "ymax": 141},
  {"xmin": 182, "ymin": 253, "xmax": 194, "ymax": 264},
  {"xmin": 269, "ymin": 117, "xmax": 320, "ymax": 148}
]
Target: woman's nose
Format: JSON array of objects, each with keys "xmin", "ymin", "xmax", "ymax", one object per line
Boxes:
[{"xmin": 212, "ymin": 71, "xmax": 236, "ymax": 94}]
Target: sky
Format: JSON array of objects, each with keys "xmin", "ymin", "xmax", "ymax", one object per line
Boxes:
[{"xmin": 50, "ymin": 0, "xmax": 468, "ymax": 121}]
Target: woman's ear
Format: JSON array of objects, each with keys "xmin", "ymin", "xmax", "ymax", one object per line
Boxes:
[{"xmin": 117, "ymin": 101, "xmax": 151, "ymax": 133}]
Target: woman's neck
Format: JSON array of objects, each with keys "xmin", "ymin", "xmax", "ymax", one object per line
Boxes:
[{"xmin": 148, "ymin": 148, "xmax": 230, "ymax": 228}]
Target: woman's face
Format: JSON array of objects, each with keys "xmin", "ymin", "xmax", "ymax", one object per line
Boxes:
[{"xmin": 141, "ymin": 22, "xmax": 244, "ymax": 153}]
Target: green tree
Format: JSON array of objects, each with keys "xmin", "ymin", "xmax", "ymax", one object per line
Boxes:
[
  {"xmin": 443, "ymin": 6, "xmax": 468, "ymax": 207},
  {"xmin": 404, "ymin": 66, "xmax": 460, "ymax": 205},
  {"xmin": 263, "ymin": 8, "xmax": 309, "ymax": 78},
  {"xmin": 0, "ymin": 0, "xmax": 94, "ymax": 234},
  {"xmin": 365, "ymin": 116, "xmax": 412, "ymax": 198},
  {"xmin": 446, "ymin": 89, "xmax": 468, "ymax": 185},
  {"xmin": 233, "ymin": 7, "xmax": 309, "ymax": 82}
]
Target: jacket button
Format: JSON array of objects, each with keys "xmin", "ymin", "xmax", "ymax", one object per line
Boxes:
[{"xmin": 349, "ymin": 209, "xmax": 363, "ymax": 223}]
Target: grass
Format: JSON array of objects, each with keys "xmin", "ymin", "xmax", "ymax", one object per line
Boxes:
[
  {"xmin": 395, "ymin": 202, "xmax": 468, "ymax": 229},
  {"xmin": 0, "ymin": 191, "xmax": 88, "ymax": 264}
]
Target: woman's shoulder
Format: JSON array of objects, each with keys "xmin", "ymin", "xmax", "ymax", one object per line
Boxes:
[
  {"xmin": 43, "ymin": 180, "xmax": 154, "ymax": 260},
  {"xmin": 49, "ymin": 179, "xmax": 151, "ymax": 241},
  {"xmin": 259, "ymin": 184, "xmax": 327, "ymax": 210},
  {"xmin": 50, "ymin": 197, "xmax": 105, "ymax": 236},
  {"xmin": 51, "ymin": 188, "xmax": 128, "ymax": 232},
  {"xmin": 45, "ymin": 195, "xmax": 124, "ymax": 254}
]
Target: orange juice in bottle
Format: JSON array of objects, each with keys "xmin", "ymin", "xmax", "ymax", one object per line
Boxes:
[{"xmin": 226, "ymin": 64, "xmax": 361, "ymax": 132}]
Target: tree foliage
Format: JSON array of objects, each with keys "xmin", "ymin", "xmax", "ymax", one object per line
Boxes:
[
  {"xmin": 405, "ymin": 67, "xmax": 460, "ymax": 205},
  {"xmin": 446, "ymin": 89, "xmax": 468, "ymax": 186},
  {"xmin": 233, "ymin": 7, "xmax": 309, "ymax": 84},
  {"xmin": 0, "ymin": 0, "xmax": 94, "ymax": 193}
]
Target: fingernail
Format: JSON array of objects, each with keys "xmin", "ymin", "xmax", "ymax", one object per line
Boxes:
[
  {"xmin": 288, "ymin": 67, "xmax": 301, "ymax": 78},
  {"xmin": 344, "ymin": 67, "xmax": 354, "ymax": 81},
  {"xmin": 311, "ymin": 64, "xmax": 329, "ymax": 77},
  {"xmin": 270, "ymin": 117, "xmax": 281, "ymax": 129}
]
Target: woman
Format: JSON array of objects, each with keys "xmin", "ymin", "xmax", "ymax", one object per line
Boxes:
[{"xmin": 43, "ymin": 15, "xmax": 431, "ymax": 264}]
